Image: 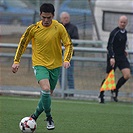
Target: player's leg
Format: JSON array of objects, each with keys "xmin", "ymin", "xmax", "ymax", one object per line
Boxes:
[
  {"xmin": 31, "ymin": 97, "xmax": 45, "ymax": 121},
  {"xmin": 45, "ymin": 67, "xmax": 60, "ymax": 130},
  {"xmin": 34, "ymin": 78, "xmax": 55, "ymax": 130},
  {"xmin": 98, "ymin": 79, "xmax": 105, "ymax": 103},
  {"xmin": 31, "ymin": 66, "xmax": 51, "ymax": 121},
  {"xmin": 114, "ymin": 68, "xmax": 131, "ymax": 101},
  {"xmin": 113, "ymin": 56, "xmax": 131, "ymax": 101},
  {"xmin": 98, "ymin": 55, "xmax": 114, "ymax": 103},
  {"xmin": 31, "ymin": 66, "xmax": 56, "ymax": 130}
]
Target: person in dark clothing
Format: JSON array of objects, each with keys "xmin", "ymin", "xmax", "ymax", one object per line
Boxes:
[
  {"xmin": 98, "ymin": 15, "xmax": 131, "ymax": 103},
  {"xmin": 59, "ymin": 12, "xmax": 79, "ymax": 94}
]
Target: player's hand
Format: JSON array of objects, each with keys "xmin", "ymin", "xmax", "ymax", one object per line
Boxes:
[
  {"xmin": 63, "ymin": 62, "xmax": 70, "ymax": 69},
  {"xmin": 12, "ymin": 63, "xmax": 19, "ymax": 73},
  {"xmin": 110, "ymin": 58, "xmax": 115, "ymax": 68}
]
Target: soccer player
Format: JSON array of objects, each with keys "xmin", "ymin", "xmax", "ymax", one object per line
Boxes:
[
  {"xmin": 12, "ymin": 3, "xmax": 73, "ymax": 130},
  {"xmin": 59, "ymin": 12, "xmax": 79, "ymax": 95},
  {"xmin": 98, "ymin": 15, "xmax": 131, "ymax": 103}
]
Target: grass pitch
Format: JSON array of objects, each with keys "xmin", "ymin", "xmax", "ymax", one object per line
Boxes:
[{"xmin": 0, "ymin": 95, "xmax": 132, "ymax": 133}]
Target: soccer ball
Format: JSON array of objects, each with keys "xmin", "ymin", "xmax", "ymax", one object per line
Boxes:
[{"xmin": 19, "ymin": 117, "xmax": 37, "ymax": 133}]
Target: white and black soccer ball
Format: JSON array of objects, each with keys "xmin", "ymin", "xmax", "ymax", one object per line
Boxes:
[{"xmin": 19, "ymin": 117, "xmax": 37, "ymax": 133}]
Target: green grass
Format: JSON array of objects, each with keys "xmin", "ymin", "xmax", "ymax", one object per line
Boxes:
[{"xmin": 0, "ymin": 95, "xmax": 133, "ymax": 133}]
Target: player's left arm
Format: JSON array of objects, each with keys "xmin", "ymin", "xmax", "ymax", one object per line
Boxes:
[
  {"xmin": 125, "ymin": 39, "xmax": 129, "ymax": 56},
  {"xmin": 107, "ymin": 33, "xmax": 115, "ymax": 58},
  {"xmin": 107, "ymin": 32, "xmax": 116, "ymax": 67},
  {"xmin": 60, "ymin": 26, "xmax": 73, "ymax": 68},
  {"xmin": 63, "ymin": 61, "xmax": 70, "ymax": 69}
]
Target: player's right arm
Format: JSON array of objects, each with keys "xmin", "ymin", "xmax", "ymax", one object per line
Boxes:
[
  {"xmin": 12, "ymin": 63, "xmax": 19, "ymax": 73},
  {"xmin": 107, "ymin": 30, "xmax": 117, "ymax": 68},
  {"xmin": 107, "ymin": 32, "xmax": 115, "ymax": 59},
  {"xmin": 12, "ymin": 24, "xmax": 34, "ymax": 73}
]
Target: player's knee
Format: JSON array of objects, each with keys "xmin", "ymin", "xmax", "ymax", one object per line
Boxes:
[
  {"xmin": 124, "ymin": 73, "xmax": 131, "ymax": 80},
  {"xmin": 41, "ymin": 90, "xmax": 50, "ymax": 95},
  {"xmin": 42, "ymin": 85, "xmax": 50, "ymax": 92}
]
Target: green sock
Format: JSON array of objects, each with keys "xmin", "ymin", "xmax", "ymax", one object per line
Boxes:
[
  {"xmin": 43, "ymin": 93, "xmax": 51, "ymax": 117},
  {"xmin": 34, "ymin": 98, "xmax": 44, "ymax": 119},
  {"xmin": 34, "ymin": 90, "xmax": 51, "ymax": 118}
]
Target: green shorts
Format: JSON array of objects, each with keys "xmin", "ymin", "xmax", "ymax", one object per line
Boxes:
[{"xmin": 33, "ymin": 66, "xmax": 61, "ymax": 90}]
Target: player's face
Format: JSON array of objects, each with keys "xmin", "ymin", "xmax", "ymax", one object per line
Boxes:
[
  {"xmin": 118, "ymin": 19, "xmax": 127, "ymax": 30},
  {"xmin": 40, "ymin": 12, "xmax": 54, "ymax": 27}
]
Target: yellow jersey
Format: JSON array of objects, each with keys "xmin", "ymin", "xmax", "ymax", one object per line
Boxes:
[{"xmin": 14, "ymin": 20, "xmax": 73, "ymax": 69}]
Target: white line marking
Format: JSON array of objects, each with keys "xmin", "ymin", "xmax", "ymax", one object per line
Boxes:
[{"xmin": 0, "ymin": 96, "xmax": 132, "ymax": 108}]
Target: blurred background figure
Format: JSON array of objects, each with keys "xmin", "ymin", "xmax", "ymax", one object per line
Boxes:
[{"xmin": 59, "ymin": 12, "xmax": 79, "ymax": 96}]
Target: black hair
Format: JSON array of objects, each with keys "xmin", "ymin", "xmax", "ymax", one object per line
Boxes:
[{"xmin": 40, "ymin": 3, "xmax": 55, "ymax": 15}]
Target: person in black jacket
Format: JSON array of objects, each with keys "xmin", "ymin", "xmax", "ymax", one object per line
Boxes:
[
  {"xmin": 98, "ymin": 15, "xmax": 131, "ymax": 103},
  {"xmin": 59, "ymin": 12, "xmax": 79, "ymax": 95}
]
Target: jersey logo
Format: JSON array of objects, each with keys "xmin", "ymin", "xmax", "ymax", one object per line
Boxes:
[{"xmin": 54, "ymin": 26, "xmax": 57, "ymax": 30}]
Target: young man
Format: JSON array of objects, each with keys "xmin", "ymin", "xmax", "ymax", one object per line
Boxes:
[
  {"xmin": 59, "ymin": 12, "xmax": 79, "ymax": 94},
  {"xmin": 98, "ymin": 15, "xmax": 131, "ymax": 103},
  {"xmin": 12, "ymin": 3, "xmax": 73, "ymax": 130}
]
